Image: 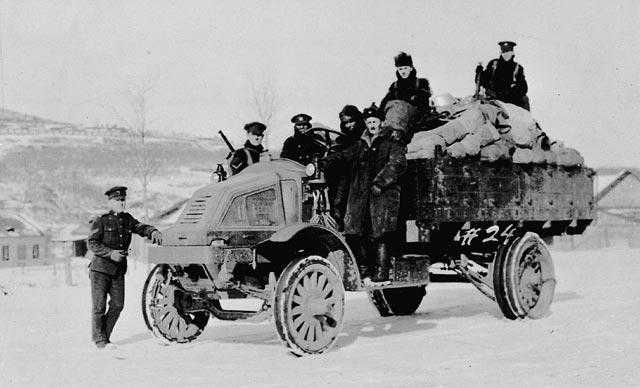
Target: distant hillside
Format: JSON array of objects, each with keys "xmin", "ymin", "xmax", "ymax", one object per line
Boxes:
[
  {"xmin": 0, "ymin": 108, "xmax": 233, "ymax": 230},
  {"xmin": 596, "ymin": 166, "xmax": 640, "ymax": 177},
  {"xmin": 0, "ymin": 107, "xmax": 69, "ymax": 124},
  {"xmin": 0, "ymin": 133, "xmax": 228, "ymax": 230}
]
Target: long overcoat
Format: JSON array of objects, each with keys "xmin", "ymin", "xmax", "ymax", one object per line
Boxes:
[{"xmin": 324, "ymin": 131, "xmax": 407, "ymax": 239}]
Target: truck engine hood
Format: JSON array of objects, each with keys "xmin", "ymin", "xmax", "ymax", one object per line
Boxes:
[{"xmin": 161, "ymin": 160, "xmax": 305, "ymax": 246}]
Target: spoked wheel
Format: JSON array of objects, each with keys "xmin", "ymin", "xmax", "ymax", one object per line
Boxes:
[
  {"xmin": 368, "ymin": 286, "xmax": 426, "ymax": 317},
  {"xmin": 274, "ymin": 255, "xmax": 345, "ymax": 356},
  {"xmin": 493, "ymin": 232, "xmax": 556, "ymax": 319},
  {"xmin": 142, "ymin": 264, "xmax": 210, "ymax": 344}
]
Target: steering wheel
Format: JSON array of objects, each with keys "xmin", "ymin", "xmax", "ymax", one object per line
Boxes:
[{"xmin": 306, "ymin": 127, "xmax": 348, "ymax": 154}]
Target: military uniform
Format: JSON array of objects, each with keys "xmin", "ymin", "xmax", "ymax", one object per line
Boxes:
[
  {"xmin": 87, "ymin": 186, "xmax": 160, "ymax": 348},
  {"xmin": 229, "ymin": 122, "xmax": 267, "ymax": 175},
  {"xmin": 480, "ymin": 41, "xmax": 530, "ymax": 110},
  {"xmin": 280, "ymin": 113, "xmax": 325, "ymax": 165},
  {"xmin": 229, "ymin": 141, "xmax": 265, "ymax": 175}
]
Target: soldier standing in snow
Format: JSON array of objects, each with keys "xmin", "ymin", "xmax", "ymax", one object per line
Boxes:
[
  {"xmin": 480, "ymin": 41, "xmax": 530, "ymax": 111},
  {"xmin": 87, "ymin": 186, "xmax": 162, "ymax": 349},
  {"xmin": 323, "ymin": 103, "xmax": 407, "ymax": 284},
  {"xmin": 229, "ymin": 122, "xmax": 268, "ymax": 175}
]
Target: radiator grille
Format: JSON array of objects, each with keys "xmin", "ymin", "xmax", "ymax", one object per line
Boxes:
[{"xmin": 179, "ymin": 196, "xmax": 211, "ymax": 224}]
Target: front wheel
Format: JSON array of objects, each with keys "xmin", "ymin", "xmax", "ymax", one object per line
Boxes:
[
  {"xmin": 142, "ymin": 264, "xmax": 210, "ymax": 344},
  {"xmin": 274, "ymin": 255, "xmax": 345, "ymax": 356},
  {"xmin": 368, "ymin": 286, "xmax": 426, "ymax": 317},
  {"xmin": 493, "ymin": 232, "xmax": 556, "ymax": 319}
]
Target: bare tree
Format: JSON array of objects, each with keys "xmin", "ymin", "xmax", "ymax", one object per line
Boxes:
[
  {"xmin": 244, "ymin": 66, "xmax": 283, "ymax": 150},
  {"xmin": 110, "ymin": 77, "xmax": 162, "ymax": 221}
]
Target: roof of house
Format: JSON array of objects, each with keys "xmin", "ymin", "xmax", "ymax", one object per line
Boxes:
[
  {"xmin": 596, "ymin": 169, "xmax": 640, "ymax": 208},
  {"xmin": 0, "ymin": 212, "xmax": 47, "ymax": 237}
]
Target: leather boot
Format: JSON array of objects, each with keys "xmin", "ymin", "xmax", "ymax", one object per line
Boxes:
[
  {"xmin": 349, "ymin": 236, "xmax": 372, "ymax": 280},
  {"xmin": 371, "ymin": 242, "xmax": 391, "ymax": 283}
]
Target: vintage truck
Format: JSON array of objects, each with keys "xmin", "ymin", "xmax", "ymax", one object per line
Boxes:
[{"xmin": 141, "ymin": 127, "xmax": 595, "ymax": 356}]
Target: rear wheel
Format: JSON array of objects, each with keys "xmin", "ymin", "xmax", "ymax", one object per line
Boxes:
[
  {"xmin": 142, "ymin": 264, "xmax": 210, "ymax": 344},
  {"xmin": 493, "ymin": 232, "xmax": 556, "ymax": 319},
  {"xmin": 368, "ymin": 286, "xmax": 426, "ymax": 317},
  {"xmin": 274, "ymin": 255, "xmax": 345, "ymax": 356}
]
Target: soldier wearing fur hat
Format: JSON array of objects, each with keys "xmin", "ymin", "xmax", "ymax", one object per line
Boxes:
[
  {"xmin": 337, "ymin": 105, "xmax": 366, "ymax": 148},
  {"xmin": 326, "ymin": 105, "xmax": 367, "ymax": 229},
  {"xmin": 280, "ymin": 113, "xmax": 325, "ymax": 165},
  {"xmin": 480, "ymin": 41, "xmax": 530, "ymax": 111},
  {"xmin": 229, "ymin": 121, "xmax": 268, "ymax": 175},
  {"xmin": 323, "ymin": 103, "xmax": 407, "ymax": 285},
  {"xmin": 379, "ymin": 52, "xmax": 432, "ymax": 142},
  {"xmin": 87, "ymin": 186, "xmax": 162, "ymax": 349}
]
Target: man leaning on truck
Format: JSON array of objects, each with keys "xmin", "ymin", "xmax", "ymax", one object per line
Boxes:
[{"xmin": 87, "ymin": 186, "xmax": 162, "ymax": 350}]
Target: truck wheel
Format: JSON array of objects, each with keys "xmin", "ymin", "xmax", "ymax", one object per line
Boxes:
[
  {"xmin": 368, "ymin": 286, "xmax": 426, "ymax": 317},
  {"xmin": 142, "ymin": 264, "xmax": 209, "ymax": 344},
  {"xmin": 274, "ymin": 255, "xmax": 345, "ymax": 356},
  {"xmin": 493, "ymin": 232, "xmax": 556, "ymax": 320}
]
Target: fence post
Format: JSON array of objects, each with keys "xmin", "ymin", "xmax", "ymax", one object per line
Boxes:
[{"xmin": 64, "ymin": 256, "xmax": 73, "ymax": 286}]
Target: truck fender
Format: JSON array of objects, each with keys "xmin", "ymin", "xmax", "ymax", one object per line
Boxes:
[{"xmin": 258, "ymin": 223, "xmax": 361, "ymax": 291}]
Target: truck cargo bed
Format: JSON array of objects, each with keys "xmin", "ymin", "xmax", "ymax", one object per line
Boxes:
[{"xmin": 401, "ymin": 156, "xmax": 595, "ymax": 236}]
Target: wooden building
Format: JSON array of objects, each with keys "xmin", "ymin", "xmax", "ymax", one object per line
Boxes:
[
  {"xmin": 556, "ymin": 170, "xmax": 640, "ymax": 249},
  {"xmin": 0, "ymin": 212, "xmax": 50, "ymax": 267}
]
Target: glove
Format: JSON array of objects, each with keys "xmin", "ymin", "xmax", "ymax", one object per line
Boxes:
[
  {"xmin": 110, "ymin": 250, "xmax": 126, "ymax": 262},
  {"xmin": 151, "ymin": 230, "xmax": 163, "ymax": 245},
  {"xmin": 371, "ymin": 185, "xmax": 382, "ymax": 197},
  {"xmin": 317, "ymin": 158, "xmax": 328, "ymax": 170},
  {"xmin": 390, "ymin": 130, "xmax": 403, "ymax": 142}
]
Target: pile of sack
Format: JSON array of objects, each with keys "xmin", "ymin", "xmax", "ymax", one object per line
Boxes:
[{"xmin": 405, "ymin": 96, "xmax": 584, "ymax": 167}]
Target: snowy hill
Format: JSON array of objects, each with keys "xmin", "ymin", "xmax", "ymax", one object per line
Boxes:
[{"xmin": 0, "ymin": 127, "xmax": 228, "ymax": 230}]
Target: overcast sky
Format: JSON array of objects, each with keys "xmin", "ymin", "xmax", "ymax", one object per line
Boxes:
[{"xmin": 1, "ymin": 0, "xmax": 638, "ymax": 168}]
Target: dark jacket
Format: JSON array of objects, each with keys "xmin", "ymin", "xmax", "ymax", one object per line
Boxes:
[
  {"xmin": 87, "ymin": 211, "xmax": 157, "ymax": 276},
  {"xmin": 280, "ymin": 133, "xmax": 324, "ymax": 165},
  {"xmin": 324, "ymin": 131, "xmax": 407, "ymax": 238},
  {"xmin": 380, "ymin": 68, "xmax": 432, "ymax": 114},
  {"xmin": 480, "ymin": 57, "xmax": 529, "ymax": 108},
  {"xmin": 326, "ymin": 124, "xmax": 365, "ymax": 228},
  {"xmin": 230, "ymin": 141, "xmax": 264, "ymax": 175}
]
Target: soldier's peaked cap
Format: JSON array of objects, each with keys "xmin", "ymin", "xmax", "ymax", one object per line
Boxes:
[
  {"xmin": 244, "ymin": 122, "xmax": 266, "ymax": 134},
  {"xmin": 291, "ymin": 113, "xmax": 312, "ymax": 125},
  {"xmin": 105, "ymin": 186, "xmax": 127, "ymax": 200},
  {"xmin": 498, "ymin": 41, "xmax": 516, "ymax": 51}
]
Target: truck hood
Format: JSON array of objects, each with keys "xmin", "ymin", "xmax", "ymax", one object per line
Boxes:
[{"xmin": 162, "ymin": 159, "xmax": 306, "ymax": 246}]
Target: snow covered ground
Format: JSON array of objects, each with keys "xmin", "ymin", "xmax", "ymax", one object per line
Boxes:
[{"xmin": 1, "ymin": 247, "xmax": 639, "ymax": 388}]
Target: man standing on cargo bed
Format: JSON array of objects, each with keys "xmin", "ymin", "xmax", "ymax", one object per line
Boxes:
[
  {"xmin": 87, "ymin": 186, "xmax": 162, "ymax": 349},
  {"xmin": 480, "ymin": 41, "xmax": 530, "ymax": 111},
  {"xmin": 379, "ymin": 52, "xmax": 432, "ymax": 143}
]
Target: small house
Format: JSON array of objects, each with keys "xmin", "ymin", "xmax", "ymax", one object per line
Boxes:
[
  {"xmin": 0, "ymin": 212, "xmax": 50, "ymax": 267},
  {"xmin": 557, "ymin": 170, "xmax": 640, "ymax": 249}
]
